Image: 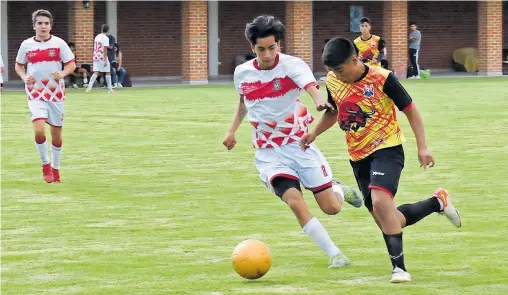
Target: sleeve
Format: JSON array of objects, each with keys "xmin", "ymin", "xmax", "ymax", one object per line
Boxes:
[
  {"xmin": 233, "ymin": 67, "xmax": 244, "ymax": 98},
  {"xmin": 383, "ymin": 72, "xmax": 414, "ymax": 112},
  {"xmin": 326, "ymin": 85, "xmax": 338, "ymax": 109},
  {"xmin": 60, "ymin": 40, "xmax": 75, "ymax": 65},
  {"xmin": 378, "ymin": 38, "xmax": 386, "ymax": 51},
  {"xmin": 288, "ymin": 57, "xmax": 318, "ymax": 90},
  {"xmin": 103, "ymin": 35, "xmax": 110, "ymax": 47},
  {"xmin": 16, "ymin": 41, "xmax": 28, "ymax": 65}
]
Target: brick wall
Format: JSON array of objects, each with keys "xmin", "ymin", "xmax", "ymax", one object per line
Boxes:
[
  {"xmin": 218, "ymin": 1, "xmax": 286, "ymax": 75},
  {"xmin": 312, "ymin": 1, "xmax": 383, "ymax": 72},
  {"xmin": 68, "ymin": 0, "xmax": 94, "ymax": 66},
  {"xmin": 7, "ymin": 1, "xmax": 68, "ymax": 79},
  {"xmin": 117, "ymin": 1, "xmax": 181, "ymax": 77},
  {"xmin": 181, "ymin": 1, "xmax": 208, "ymax": 83},
  {"xmin": 94, "ymin": 1, "xmax": 106, "ymax": 37},
  {"xmin": 384, "ymin": 1, "xmax": 407, "ymax": 78},
  {"xmin": 408, "ymin": 1, "xmax": 478, "ymax": 70},
  {"xmin": 504, "ymin": 1, "xmax": 508, "ymax": 49},
  {"xmin": 285, "ymin": 1, "xmax": 313, "ymax": 68},
  {"xmin": 478, "ymin": 0, "xmax": 503, "ymax": 74}
]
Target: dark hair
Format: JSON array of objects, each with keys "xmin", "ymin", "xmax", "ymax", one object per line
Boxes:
[
  {"xmin": 245, "ymin": 15, "xmax": 285, "ymax": 45},
  {"xmin": 322, "ymin": 37, "xmax": 356, "ymax": 68},
  {"xmin": 32, "ymin": 9, "xmax": 53, "ymax": 27},
  {"xmin": 360, "ymin": 17, "xmax": 370, "ymax": 24},
  {"xmin": 409, "ymin": 22, "xmax": 416, "ymax": 26},
  {"xmin": 101, "ymin": 24, "xmax": 109, "ymax": 33},
  {"xmin": 324, "ymin": 39, "xmax": 330, "ymax": 44},
  {"xmin": 67, "ymin": 42, "xmax": 75, "ymax": 48}
]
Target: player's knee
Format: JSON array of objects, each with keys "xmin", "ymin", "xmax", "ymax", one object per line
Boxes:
[{"xmin": 320, "ymin": 202, "xmax": 341, "ymax": 215}]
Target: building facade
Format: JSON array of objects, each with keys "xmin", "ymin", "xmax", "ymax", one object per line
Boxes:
[{"xmin": 1, "ymin": 0, "xmax": 506, "ymax": 83}]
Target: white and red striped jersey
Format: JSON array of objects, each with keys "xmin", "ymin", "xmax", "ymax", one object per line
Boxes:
[
  {"xmin": 234, "ymin": 53, "xmax": 318, "ymax": 149},
  {"xmin": 93, "ymin": 34, "xmax": 109, "ymax": 61},
  {"xmin": 16, "ymin": 35, "xmax": 75, "ymax": 101}
]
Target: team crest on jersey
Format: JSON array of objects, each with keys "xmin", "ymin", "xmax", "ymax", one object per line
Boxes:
[
  {"xmin": 273, "ymin": 79, "xmax": 281, "ymax": 91},
  {"xmin": 371, "ymin": 42, "xmax": 377, "ymax": 48},
  {"xmin": 363, "ymin": 84, "xmax": 374, "ymax": 98},
  {"xmin": 49, "ymin": 49, "xmax": 56, "ymax": 57}
]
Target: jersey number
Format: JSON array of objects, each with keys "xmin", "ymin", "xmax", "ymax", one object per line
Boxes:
[{"xmin": 321, "ymin": 165, "xmax": 328, "ymax": 177}]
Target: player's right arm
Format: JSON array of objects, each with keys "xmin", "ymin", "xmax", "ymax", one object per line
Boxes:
[
  {"xmin": 223, "ymin": 68, "xmax": 248, "ymax": 150},
  {"xmin": 14, "ymin": 41, "xmax": 35, "ymax": 86},
  {"xmin": 300, "ymin": 86, "xmax": 338, "ymax": 150}
]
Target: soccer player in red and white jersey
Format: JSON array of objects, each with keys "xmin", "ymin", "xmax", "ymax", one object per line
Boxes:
[
  {"xmin": 0, "ymin": 53, "xmax": 5, "ymax": 92},
  {"xmin": 85, "ymin": 24, "xmax": 114, "ymax": 93},
  {"xmin": 223, "ymin": 15, "xmax": 363, "ymax": 268},
  {"xmin": 14, "ymin": 9, "xmax": 76, "ymax": 183}
]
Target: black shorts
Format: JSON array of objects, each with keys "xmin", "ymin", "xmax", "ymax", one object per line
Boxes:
[{"xmin": 350, "ymin": 145, "xmax": 404, "ymax": 212}]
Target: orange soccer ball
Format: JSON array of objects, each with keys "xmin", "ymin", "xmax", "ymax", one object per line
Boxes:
[{"xmin": 232, "ymin": 239, "xmax": 272, "ymax": 280}]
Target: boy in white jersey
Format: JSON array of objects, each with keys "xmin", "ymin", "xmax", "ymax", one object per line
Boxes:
[
  {"xmin": 14, "ymin": 9, "xmax": 76, "ymax": 183},
  {"xmin": 0, "ymin": 53, "xmax": 5, "ymax": 91},
  {"xmin": 223, "ymin": 15, "xmax": 363, "ymax": 268},
  {"xmin": 86, "ymin": 24, "xmax": 114, "ymax": 93}
]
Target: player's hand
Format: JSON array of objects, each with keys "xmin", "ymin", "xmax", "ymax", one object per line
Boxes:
[
  {"xmin": 418, "ymin": 149, "xmax": 435, "ymax": 170},
  {"xmin": 53, "ymin": 71, "xmax": 65, "ymax": 81},
  {"xmin": 104, "ymin": 61, "xmax": 108, "ymax": 67},
  {"xmin": 315, "ymin": 100, "xmax": 335, "ymax": 112},
  {"xmin": 223, "ymin": 132, "xmax": 237, "ymax": 150},
  {"xmin": 299, "ymin": 132, "xmax": 317, "ymax": 151},
  {"xmin": 23, "ymin": 75, "xmax": 35, "ymax": 86}
]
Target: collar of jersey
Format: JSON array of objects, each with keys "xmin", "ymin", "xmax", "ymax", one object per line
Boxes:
[
  {"xmin": 33, "ymin": 35, "xmax": 53, "ymax": 42},
  {"xmin": 253, "ymin": 53, "xmax": 280, "ymax": 71}
]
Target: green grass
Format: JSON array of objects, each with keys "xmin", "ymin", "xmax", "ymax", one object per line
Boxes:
[{"xmin": 2, "ymin": 77, "xmax": 508, "ymax": 295}]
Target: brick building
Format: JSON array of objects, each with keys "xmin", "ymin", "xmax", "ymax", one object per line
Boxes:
[{"xmin": 1, "ymin": 1, "xmax": 506, "ymax": 83}]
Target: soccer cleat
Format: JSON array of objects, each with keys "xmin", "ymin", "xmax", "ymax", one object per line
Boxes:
[
  {"xmin": 328, "ymin": 252, "xmax": 352, "ymax": 268},
  {"xmin": 433, "ymin": 188, "xmax": 461, "ymax": 228},
  {"xmin": 42, "ymin": 163, "xmax": 54, "ymax": 183},
  {"xmin": 390, "ymin": 267, "xmax": 411, "ymax": 283},
  {"xmin": 52, "ymin": 168, "xmax": 61, "ymax": 183},
  {"xmin": 332, "ymin": 178, "xmax": 363, "ymax": 208},
  {"xmin": 85, "ymin": 89, "xmax": 91, "ymax": 94}
]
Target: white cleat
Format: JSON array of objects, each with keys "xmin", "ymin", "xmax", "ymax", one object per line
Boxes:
[
  {"xmin": 390, "ymin": 267, "xmax": 411, "ymax": 283},
  {"xmin": 434, "ymin": 188, "xmax": 462, "ymax": 228},
  {"xmin": 328, "ymin": 252, "xmax": 352, "ymax": 268},
  {"xmin": 332, "ymin": 178, "xmax": 363, "ymax": 208}
]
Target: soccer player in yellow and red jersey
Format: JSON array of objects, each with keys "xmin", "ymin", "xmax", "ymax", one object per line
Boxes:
[
  {"xmin": 300, "ymin": 37, "xmax": 462, "ymax": 283},
  {"xmin": 354, "ymin": 18, "xmax": 385, "ymax": 67}
]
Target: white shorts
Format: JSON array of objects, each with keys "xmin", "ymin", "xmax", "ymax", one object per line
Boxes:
[
  {"xmin": 28, "ymin": 100, "xmax": 65, "ymax": 127},
  {"xmin": 255, "ymin": 142, "xmax": 333, "ymax": 196},
  {"xmin": 93, "ymin": 60, "xmax": 110, "ymax": 73}
]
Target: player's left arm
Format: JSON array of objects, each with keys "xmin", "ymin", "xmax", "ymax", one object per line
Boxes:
[
  {"xmin": 54, "ymin": 41, "xmax": 76, "ymax": 81},
  {"xmin": 290, "ymin": 58, "xmax": 334, "ymax": 112},
  {"xmin": 383, "ymin": 73, "xmax": 435, "ymax": 169}
]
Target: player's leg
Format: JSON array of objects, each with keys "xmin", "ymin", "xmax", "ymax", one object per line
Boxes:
[
  {"xmin": 296, "ymin": 143, "xmax": 363, "ymax": 212},
  {"xmin": 368, "ymin": 145, "xmax": 410, "ymax": 282},
  {"xmin": 47, "ymin": 101, "xmax": 64, "ymax": 183},
  {"xmin": 86, "ymin": 64, "xmax": 100, "ymax": 92},
  {"xmin": 256, "ymin": 148, "xmax": 347, "ymax": 268},
  {"xmin": 81, "ymin": 64, "xmax": 91, "ymax": 86},
  {"xmin": 29, "ymin": 100, "xmax": 52, "ymax": 183}
]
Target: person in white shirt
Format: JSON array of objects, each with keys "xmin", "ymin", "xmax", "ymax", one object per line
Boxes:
[
  {"xmin": 85, "ymin": 24, "xmax": 114, "ymax": 93},
  {"xmin": 223, "ymin": 15, "xmax": 362, "ymax": 268},
  {"xmin": 0, "ymin": 53, "xmax": 5, "ymax": 92},
  {"xmin": 14, "ymin": 9, "xmax": 76, "ymax": 183}
]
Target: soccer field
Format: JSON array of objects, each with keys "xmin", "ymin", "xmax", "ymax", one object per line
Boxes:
[{"xmin": 2, "ymin": 77, "xmax": 508, "ymax": 295}]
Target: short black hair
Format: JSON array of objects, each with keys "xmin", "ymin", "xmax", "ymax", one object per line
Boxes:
[
  {"xmin": 360, "ymin": 17, "xmax": 370, "ymax": 24},
  {"xmin": 245, "ymin": 15, "xmax": 285, "ymax": 45},
  {"xmin": 324, "ymin": 39, "xmax": 330, "ymax": 44},
  {"xmin": 101, "ymin": 24, "xmax": 109, "ymax": 33},
  {"xmin": 322, "ymin": 37, "xmax": 356, "ymax": 68},
  {"xmin": 409, "ymin": 22, "xmax": 417, "ymax": 26}
]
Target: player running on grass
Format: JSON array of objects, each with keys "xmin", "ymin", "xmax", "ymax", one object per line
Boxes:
[
  {"xmin": 15, "ymin": 9, "xmax": 76, "ymax": 183},
  {"xmin": 223, "ymin": 15, "xmax": 363, "ymax": 268},
  {"xmin": 300, "ymin": 37, "xmax": 461, "ymax": 282}
]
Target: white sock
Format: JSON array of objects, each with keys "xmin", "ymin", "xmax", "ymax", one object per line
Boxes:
[
  {"xmin": 83, "ymin": 73, "xmax": 88, "ymax": 83},
  {"xmin": 35, "ymin": 138, "xmax": 50, "ymax": 165},
  {"xmin": 87, "ymin": 73, "xmax": 98, "ymax": 90},
  {"xmin": 302, "ymin": 217, "xmax": 340, "ymax": 257},
  {"xmin": 106, "ymin": 75, "xmax": 113, "ymax": 91},
  {"xmin": 51, "ymin": 143, "xmax": 62, "ymax": 169},
  {"xmin": 332, "ymin": 184, "xmax": 345, "ymax": 202}
]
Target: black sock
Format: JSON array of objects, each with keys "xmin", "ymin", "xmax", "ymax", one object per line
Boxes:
[
  {"xmin": 70, "ymin": 74, "xmax": 76, "ymax": 84},
  {"xmin": 397, "ymin": 197, "xmax": 441, "ymax": 227},
  {"xmin": 383, "ymin": 232, "xmax": 406, "ymax": 271}
]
